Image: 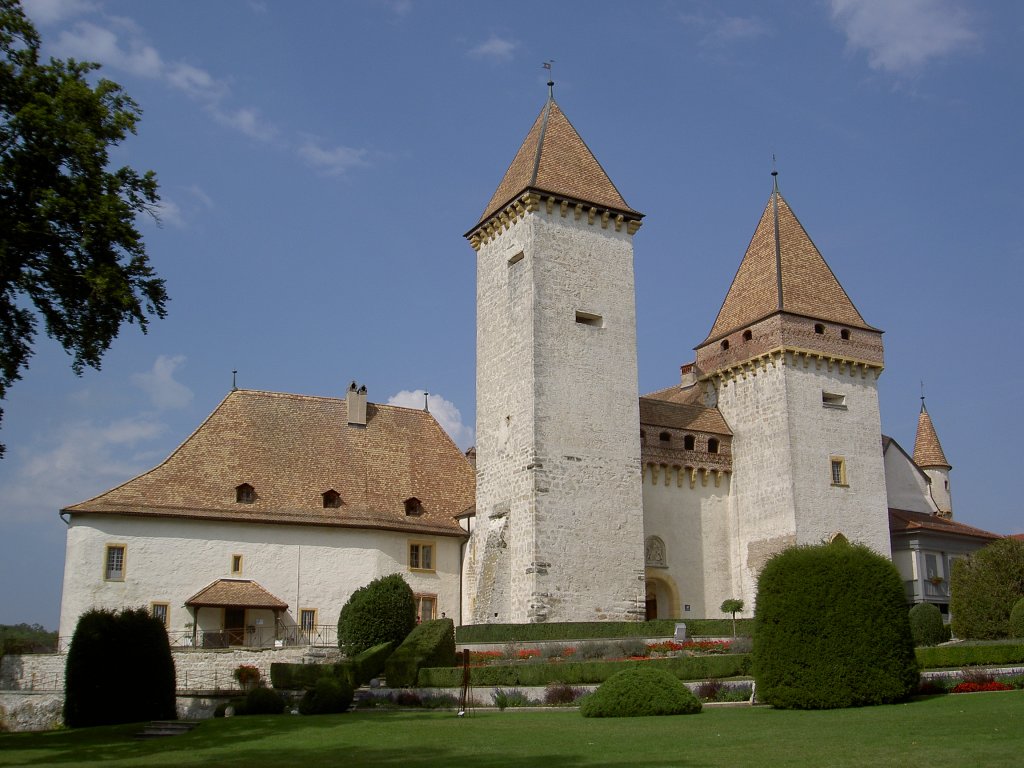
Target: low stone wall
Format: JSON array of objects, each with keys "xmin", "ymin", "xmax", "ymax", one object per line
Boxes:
[{"xmin": 0, "ymin": 691, "xmax": 63, "ymax": 732}]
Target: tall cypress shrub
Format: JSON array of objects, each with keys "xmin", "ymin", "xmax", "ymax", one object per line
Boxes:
[
  {"xmin": 64, "ymin": 608, "xmax": 176, "ymax": 727},
  {"xmin": 752, "ymin": 540, "xmax": 918, "ymax": 709},
  {"xmin": 338, "ymin": 573, "xmax": 416, "ymax": 655}
]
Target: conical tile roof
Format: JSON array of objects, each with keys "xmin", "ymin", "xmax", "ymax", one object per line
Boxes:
[
  {"xmin": 476, "ymin": 93, "xmax": 639, "ymax": 226},
  {"xmin": 703, "ymin": 182, "xmax": 873, "ymax": 344},
  {"xmin": 914, "ymin": 403, "xmax": 951, "ymax": 469}
]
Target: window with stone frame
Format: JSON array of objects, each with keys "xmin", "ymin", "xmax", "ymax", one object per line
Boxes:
[
  {"xmin": 151, "ymin": 602, "xmax": 169, "ymax": 627},
  {"xmin": 830, "ymin": 457, "xmax": 848, "ymax": 487},
  {"xmin": 104, "ymin": 544, "xmax": 126, "ymax": 581},
  {"xmin": 409, "ymin": 541, "xmax": 434, "ymax": 572},
  {"xmin": 414, "ymin": 593, "xmax": 436, "ymax": 622}
]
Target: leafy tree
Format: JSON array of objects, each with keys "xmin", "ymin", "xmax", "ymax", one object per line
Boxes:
[
  {"xmin": 0, "ymin": 0, "xmax": 167, "ymax": 455},
  {"xmin": 1010, "ymin": 597, "xmax": 1024, "ymax": 639},
  {"xmin": 752, "ymin": 539, "xmax": 918, "ymax": 709},
  {"xmin": 0, "ymin": 622, "xmax": 57, "ymax": 655},
  {"xmin": 950, "ymin": 538, "xmax": 1024, "ymax": 639},
  {"xmin": 337, "ymin": 573, "xmax": 416, "ymax": 656},
  {"xmin": 720, "ymin": 598, "xmax": 744, "ymax": 638}
]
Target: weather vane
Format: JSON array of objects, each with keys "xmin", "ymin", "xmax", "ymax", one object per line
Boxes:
[{"xmin": 543, "ymin": 60, "xmax": 555, "ymax": 95}]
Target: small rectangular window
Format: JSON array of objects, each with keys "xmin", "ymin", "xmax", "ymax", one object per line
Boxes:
[
  {"xmin": 231, "ymin": 554, "xmax": 243, "ymax": 575},
  {"xmin": 409, "ymin": 542, "xmax": 435, "ymax": 572},
  {"xmin": 822, "ymin": 392, "xmax": 846, "ymax": 408},
  {"xmin": 104, "ymin": 545, "xmax": 126, "ymax": 581},
  {"xmin": 507, "ymin": 251, "xmax": 524, "ymax": 266},
  {"xmin": 151, "ymin": 602, "xmax": 169, "ymax": 628},
  {"xmin": 830, "ymin": 457, "xmax": 848, "ymax": 487},
  {"xmin": 575, "ymin": 311, "xmax": 603, "ymax": 328}
]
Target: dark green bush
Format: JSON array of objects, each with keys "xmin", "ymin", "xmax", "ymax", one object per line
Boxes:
[
  {"xmin": 580, "ymin": 666, "xmax": 701, "ymax": 718},
  {"xmin": 950, "ymin": 538, "xmax": 1024, "ymax": 640},
  {"xmin": 384, "ymin": 618, "xmax": 456, "ymax": 687},
  {"xmin": 338, "ymin": 574, "xmax": 416, "ymax": 655},
  {"xmin": 455, "ymin": 619, "xmax": 751, "ymax": 644},
  {"xmin": 63, "ymin": 608, "xmax": 176, "ymax": 727},
  {"xmin": 909, "ymin": 603, "xmax": 947, "ymax": 646},
  {"xmin": 915, "ymin": 640, "xmax": 1024, "ymax": 669},
  {"xmin": 416, "ymin": 653, "xmax": 751, "ymax": 688},
  {"xmin": 752, "ymin": 540, "xmax": 918, "ymax": 709},
  {"xmin": 270, "ymin": 662, "xmax": 350, "ymax": 691},
  {"xmin": 298, "ymin": 675, "xmax": 354, "ymax": 715},
  {"xmin": 214, "ymin": 698, "xmax": 247, "ymax": 717},
  {"xmin": 350, "ymin": 641, "xmax": 394, "ymax": 685},
  {"xmin": 244, "ymin": 686, "xmax": 285, "ymax": 715},
  {"xmin": 1009, "ymin": 597, "xmax": 1024, "ymax": 639}
]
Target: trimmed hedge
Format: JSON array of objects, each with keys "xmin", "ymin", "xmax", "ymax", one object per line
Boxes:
[
  {"xmin": 581, "ymin": 666, "xmax": 702, "ymax": 718},
  {"xmin": 416, "ymin": 653, "xmax": 751, "ymax": 688},
  {"xmin": 753, "ymin": 541, "xmax": 918, "ymax": 709},
  {"xmin": 1011, "ymin": 598, "xmax": 1024, "ymax": 639},
  {"xmin": 270, "ymin": 662, "xmax": 352, "ymax": 691},
  {"xmin": 338, "ymin": 573, "xmax": 417, "ymax": 655},
  {"xmin": 63, "ymin": 608, "xmax": 176, "ymax": 728},
  {"xmin": 950, "ymin": 538, "xmax": 1024, "ymax": 640},
  {"xmin": 244, "ymin": 686, "xmax": 285, "ymax": 715},
  {"xmin": 915, "ymin": 641, "xmax": 1024, "ymax": 669},
  {"xmin": 351, "ymin": 641, "xmax": 394, "ymax": 686},
  {"xmin": 455, "ymin": 619, "xmax": 751, "ymax": 644},
  {"xmin": 298, "ymin": 675, "xmax": 354, "ymax": 715},
  {"xmin": 385, "ymin": 619, "xmax": 456, "ymax": 688},
  {"xmin": 909, "ymin": 603, "xmax": 947, "ymax": 647}
]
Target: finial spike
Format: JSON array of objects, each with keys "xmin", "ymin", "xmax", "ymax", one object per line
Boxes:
[
  {"xmin": 771, "ymin": 154, "xmax": 779, "ymax": 191},
  {"xmin": 232, "ymin": 370, "xmax": 237, "ymax": 391},
  {"xmin": 920, "ymin": 380, "xmax": 926, "ymax": 409},
  {"xmin": 424, "ymin": 391, "xmax": 430, "ymax": 412}
]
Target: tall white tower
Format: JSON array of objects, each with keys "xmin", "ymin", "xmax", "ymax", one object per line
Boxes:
[
  {"xmin": 462, "ymin": 84, "xmax": 646, "ymax": 623},
  {"xmin": 694, "ymin": 174, "xmax": 892, "ymax": 603}
]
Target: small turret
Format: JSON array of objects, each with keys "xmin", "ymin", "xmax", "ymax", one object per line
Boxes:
[{"xmin": 914, "ymin": 400, "xmax": 952, "ymax": 517}]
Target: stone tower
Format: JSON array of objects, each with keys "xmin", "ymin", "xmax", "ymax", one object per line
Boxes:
[
  {"xmin": 694, "ymin": 174, "xmax": 891, "ymax": 603},
  {"xmin": 462, "ymin": 85, "xmax": 646, "ymax": 623},
  {"xmin": 914, "ymin": 401, "xmax": 952, "ymax": 517}
]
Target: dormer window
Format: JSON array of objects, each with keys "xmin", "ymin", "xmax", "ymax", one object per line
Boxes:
[
  {"xmin": 707, "ymin": 438, "xmax": 720, "ymax": 454},
  {"xmin": 814, "ymin": 323, "xmax": 825, "ymax": 335},
  {"xmin": 322, "ymin": 489, "xmax": 342, "ymax": 509},
  {"xmin": 742, "ymin": 329, "xmax": 752, "ymax": 342},
  {"xmin": 840, "ymin": 328, "xmax": 851, "ymax": 340},
  {"xmin": 683, "ymin": 435, "xmax": 695, "ymax": 451},
  {"xmin": 235, "ymin": 483, "xmax": 255, "ymax": 504},
  {"xmin": 659, "ymin": 431, "xmax": 671, "ymax": 443},
  {"xmin": 404, "ymin": 497, "xmax": 423, "ymax": 516}
]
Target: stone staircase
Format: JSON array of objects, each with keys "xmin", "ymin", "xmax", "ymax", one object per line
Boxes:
[{"xmin": 135, "ymin": 720, "xmax": 200, "ymax": 739}]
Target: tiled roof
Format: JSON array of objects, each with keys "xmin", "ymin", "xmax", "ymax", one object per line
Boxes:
[
  {"xmin": 64, "ymin": 389, "xmax": 474, "ymax": 538},
  {"xmin": 639, "ymin": 392, "xmax": 732, "ymax": 435},
  {"xmin": 477, "ymin": 95, "xmax": 639, "ymax": 226},
  {"xmin": 889, "ymin": 508, "xmax": 1000, "ymax": 541},
  {"xmin": 703, "ymin": 185, "xmax": 874, "ymax": 344},
  {"xmin": 913, "ymin": 403, "xmax": 951, "ymax": 469},
  {"xmin": 186, "ymin": 579, "xmax": 288, "ymax": 609}
]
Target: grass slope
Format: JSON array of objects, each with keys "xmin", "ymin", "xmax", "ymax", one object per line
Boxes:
[{"xmin": 0, "ymin": 692, "xmax": 1020, "ymax": 767}]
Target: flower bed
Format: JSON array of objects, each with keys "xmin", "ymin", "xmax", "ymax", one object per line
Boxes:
[{"xmin": 951, "ymin": 681, "xmax": 1014, "ymax": 694}]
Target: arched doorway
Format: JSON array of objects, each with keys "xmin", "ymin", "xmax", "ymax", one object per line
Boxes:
[{"xmin": 644, "ymin": 574, "xmax": 681, "ymax": 620}]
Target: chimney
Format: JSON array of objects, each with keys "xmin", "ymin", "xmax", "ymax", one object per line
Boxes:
[
  {"xmin": 680, "ymin": 362, "xmax": 697, "ymax": 388},
  {"xmin": 347, "ymin": 381, "xmax": 367, "ymax": 427}
]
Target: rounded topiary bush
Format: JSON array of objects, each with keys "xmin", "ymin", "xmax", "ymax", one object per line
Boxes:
[
  {"xmin": 580, "ymin": 666, "xmax": 701, "ymax": 718},
  {"xmin": 244, "ymin": 686, "xmax": 285, "ymax": 715},
  {"xmin": 752, "ymin": 540, "xmax": 918, "ymax": 709},
  {"xmin": 298, "ymin": 675, "xmax": 354, "ymax": 715},
  {"xmin": 909, "ymin": 602, "xmax": 946, "ymax": 646},
  {"xmin": 338, "ymin": 573, "xmax": 416, "ymax": 656},
  {"xmin": 950, "ymin": 538, "xmax": 1024, "ymax": 639},
  {"xmin": 1010, "ymin": 597, "xmax": 1024, "ymax": 639}
]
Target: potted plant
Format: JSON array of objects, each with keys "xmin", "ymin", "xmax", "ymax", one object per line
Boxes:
[
  {"xmin": 927, "ymin": 575, "xmax": 944, "ymax": 587},
  {"xmin": 233, "ymin": 664, "xmax": 261, "ymax": 691}
]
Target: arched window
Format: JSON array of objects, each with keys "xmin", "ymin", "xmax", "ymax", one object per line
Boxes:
[
  {"xmin": 742, "ymin": 329, "xmax": 752, "ymax": 342},
  {"xmin": 721, "ymin": 339, "xmax": 730, "ymax": 350},
  {"xmin": 814, "ymin": 323, "xmax": 825, "ymax": 335},
  {"xmin": 235, "ymin": 483, "xmax": 255, "ymax": 504},
  {"xmin": 683, "ymin": 435, "xmax": 695, "ymax": 450},
  {"xmin": 322, "ymin": 489, "xmax": 342, "ymax": 508},
  {"xmin": 707, "ymin": 438, "xmax": 720, "ymax": 454},
  {"xmin": 840, "ymin": 328, "xmax": 851, "ymax": 340}
]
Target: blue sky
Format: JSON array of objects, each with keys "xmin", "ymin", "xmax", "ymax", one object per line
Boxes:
[{"xmin": 2, "ymin": 0, "xmax": 1021, "ymax": 629}]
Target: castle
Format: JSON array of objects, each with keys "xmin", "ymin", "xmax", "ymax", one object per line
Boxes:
[{"xmin": 57, "ymin": 86, "xmax": 998, "ymax": 641}]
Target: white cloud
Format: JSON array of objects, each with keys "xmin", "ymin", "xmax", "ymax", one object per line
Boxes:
[
  {"xmin": 298, "ymin": 139, "xmax": 369, "ymax": 176},
  {"xmin": 23, "ymin": 0, "xmax": 95, "ymax": 25},
  {"xmin": 830, "ymin": 0, "xmax": 977, "ymax": 75},
  {"xmin": 188, "ymin": 185, "xmax": 214, "ymax": 209},
  {"xmin": 165, "ymin": 61, "xmax": 228, "ymax": 102},
  {"xmin": 468, "ymin": 35, "xmax": 519, "ymax": 62},
  {"xmin": 54, "ymin": 20, "xmax": 163, "ymax": 78},
  {"xmin": 388, "ymin": 390, "xmax": 474, "ymax": 450},
  {"xmin": 131, "ymin": 355, "xmax": 194, "ymax": 410},
  {"xmin": 680, "ymin": 12, "xmax": 769, "ymax": 46},
  {"xmin": 150, "ymin": 197, "xmax": 184, "ymax": 228},
  {"xmin": 0, "ymin": 417, "xmax": 166, "ymax": 522},
  {"xmin": 213, "ymin": 106, "xmax": 278, "ymax": 142}
]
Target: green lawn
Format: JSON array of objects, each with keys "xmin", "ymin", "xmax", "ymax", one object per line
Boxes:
[{"xmin": 1, "ymin": 692, "xmax": 1021, "ymax": 767}]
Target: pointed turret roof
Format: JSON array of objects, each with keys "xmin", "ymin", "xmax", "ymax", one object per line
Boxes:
[
  {"xmin": 476, "ymin": 86, "xmax": 640, "ymax": 227},
  {"xmin": 914, "ymin": 402, "xmax": 951, "ymax": 469},
  {"xmin": 702, "ymin": 177, "xmax": 875, "ymax": 344}
]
